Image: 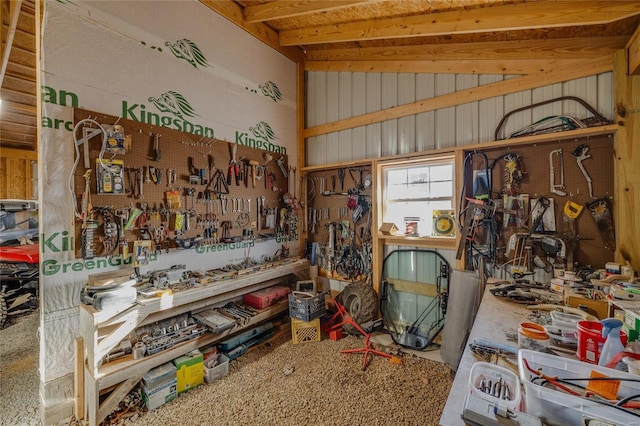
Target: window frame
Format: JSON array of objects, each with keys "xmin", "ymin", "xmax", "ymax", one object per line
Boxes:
[{"xmin": 377, "ymin": 154, "xmax": 458, "ymax": 249}]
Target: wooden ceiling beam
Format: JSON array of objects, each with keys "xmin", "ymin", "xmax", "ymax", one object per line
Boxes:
[
  {"xmin": 0, "ymin": 147, "xmax": 37, "ymax": 160},
  {"xmin": 303, "ymin": 56, "xmax": 613, "ymax": 138},
  {"xmin": 244, "ymin": 0, "xmax": 368, "ymax": 23},
  {"xmin": 200, "ymin": 0, "xmax": 305, "ymax": 63},
  {"xmin": 304, "ymin": 56, "xmax": 612, "ymax": 75},
  {"xmin": 1, "ymin": 99, "xmax": 36, "ymax": 113},
  {"xmin": 280, "ymin": 1, "xmax": 640, "ymax": 46},
  {"xmin": 304, "ymin": 36, "xmax": 628, "ymax": 61},
  {"xmin": 1, "ymin": 0, "xmax": 24, "ymax": 87}
]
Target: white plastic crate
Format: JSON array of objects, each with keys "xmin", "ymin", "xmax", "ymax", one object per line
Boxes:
[
  {"xmin": 204, "ymin": 353, "xmax": 229, "ymax": 384},
  {"xmin": 518, "ymin": 349, "xmax": 640, "ymax": 426},
  {"xmin": 468, "ymin": 362, "xmax": 522, "ymax": 410}
]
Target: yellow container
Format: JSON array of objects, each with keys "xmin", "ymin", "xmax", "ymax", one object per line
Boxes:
[
  {"xmin": 172, "ymin": 350, "xmax": 203, "ymax": 394},
  {"xmin": 291, "ymin": 318, "xmax": 321, "ymax": 344}
]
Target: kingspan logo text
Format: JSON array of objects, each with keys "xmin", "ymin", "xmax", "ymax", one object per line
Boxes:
[
  {"xmin": 122, "ymin": 92, "xmax": 214, "ymax": 137},
  {"xmin": 236, "ymin": 131, "xmax": 287, "ymax": 155},
  {"xmin": 236, "ymin": 121, "xmax": 286, "ymax": 154}
]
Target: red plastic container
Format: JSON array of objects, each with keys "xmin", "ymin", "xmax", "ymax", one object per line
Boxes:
[
  {"xmin": 576, "ymin": 320, "xmax": 628, "ymax": 364},
  {"xmin": 243, "ymin": 285, "xmax": 291, "ymax": 309}
]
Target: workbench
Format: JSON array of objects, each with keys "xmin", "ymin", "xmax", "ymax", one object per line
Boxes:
[{"xmin": 439, "ymin": 285, "xmax": 533, "ymax": 425}]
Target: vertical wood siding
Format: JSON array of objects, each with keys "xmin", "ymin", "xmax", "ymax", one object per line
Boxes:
[{"xmin": 305, "ymin": 71, "xmax": 613, "ymax": 166}]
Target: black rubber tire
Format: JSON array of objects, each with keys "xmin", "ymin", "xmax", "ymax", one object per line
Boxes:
[
  {"xmin": 0, "ymin": 293, "xmax": 7, "ymax": 329},
  {"xmin": 336, "ymin": 282, "xmax": 378, "ymax": 334}
]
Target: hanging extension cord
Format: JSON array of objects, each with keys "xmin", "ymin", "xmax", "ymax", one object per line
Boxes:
[{"xmin": 68, "ymin": 118, "xmax": 108, "ymax": 219}]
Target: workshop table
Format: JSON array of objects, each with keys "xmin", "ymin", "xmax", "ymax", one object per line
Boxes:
[{"xmin": 439, "ymin": 285, "xmax": 533, "ymax": 425}]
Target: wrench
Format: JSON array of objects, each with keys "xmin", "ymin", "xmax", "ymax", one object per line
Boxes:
[{"xmin": 276, "ymin": 156, "xmax": 288, "ymax": 177}]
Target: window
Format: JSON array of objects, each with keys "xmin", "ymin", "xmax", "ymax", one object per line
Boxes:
[{"xmin": 381, "ymin": 156, "xmax": 456, "ymax": 238}]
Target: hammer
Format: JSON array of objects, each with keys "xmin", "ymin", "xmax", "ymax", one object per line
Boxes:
[{"xmin": 249, "ymin": 160, "xmax": 260, "ymax": 188}]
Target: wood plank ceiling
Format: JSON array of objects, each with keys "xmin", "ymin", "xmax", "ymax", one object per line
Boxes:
[
  {"xmin": 1, "ymin": 0, "xmax": 639, "ymax": 153},
  {"xmin": 1, "ymin": 0, "xmax": 36, "ymax": 151}
]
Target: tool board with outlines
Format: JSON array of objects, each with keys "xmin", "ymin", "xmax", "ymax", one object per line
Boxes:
[{"xmin": 71, "ymin": 108, "xmax": 290, "ymax": 260}]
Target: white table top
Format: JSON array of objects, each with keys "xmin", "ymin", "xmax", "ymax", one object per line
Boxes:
[{"xmin": 439, "ymin": 286, "xmax": 533, "ymax": 425}]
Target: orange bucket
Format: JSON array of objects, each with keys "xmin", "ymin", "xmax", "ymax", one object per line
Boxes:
[{"xmin": 518, "ymin": 322, "xmax": 549, "ymax": 350}]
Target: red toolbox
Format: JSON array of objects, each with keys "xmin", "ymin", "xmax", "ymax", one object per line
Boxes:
[{"xmin": 243, "ymin": 285, "xmax": 291, "ymax": 309}]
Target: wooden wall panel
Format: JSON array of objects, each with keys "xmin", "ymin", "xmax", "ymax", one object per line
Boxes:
[{"xmin": 0, "ymin": 155, "xmax": 34, "ymax": 199}]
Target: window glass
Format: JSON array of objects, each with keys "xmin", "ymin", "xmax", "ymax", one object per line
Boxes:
[{"xmin": 382, "ymin": 157, "xmax": 455, "ymax": 237}]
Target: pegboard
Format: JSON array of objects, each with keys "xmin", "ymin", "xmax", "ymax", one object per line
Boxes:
[
  {"xmin": 71, "ymin": 108, "xmax": 291, "ymax": 259},
  {"xmin": 304, "ymin": 165, "xmax": 373, "ymax": 279},
  {"xmin": 461, "ymin": 133, "xmax": 615, "ymax": 269}
]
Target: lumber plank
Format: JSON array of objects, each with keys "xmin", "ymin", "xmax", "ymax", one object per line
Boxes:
[
  {"xmin": 280, "ymin": 1, "xmax": 640, "ymax": 45},
  {"xmin": 613, "ymin": 50, "xmax": 640, "ymax": 272},
  {"xmin": 627, "ymin": 23, "xmax": 640, "ymax": 75},
  {"xmin": 244, "ymin": 0, "xmax": 366, "ymax": 23},
  {"xmin": 304, "ymin": 37, "xmax": 627, "ymax": 62}
]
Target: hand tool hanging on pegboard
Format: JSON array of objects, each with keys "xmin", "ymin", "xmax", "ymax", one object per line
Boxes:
[
  {"xmin": 227, "ymin": 141, "xmax": 240, "ymax": 185},
  {"xmin": 562, "ymin": 200, "xmax": 583, "ymax": 271},
  {"xmin": 571, "ymin": 144, "xmax": 594, "ymax": 198},
  {"xmin": 549, "ymin": 149, "xmax": 566, "ymax": 196},
  {"xmin": 586, "ymin": 197, "xmax": 615, "ymax": 251},
  {"xmin": 489, "ymin": 153, "xmax": 524, "ymax": 196}
]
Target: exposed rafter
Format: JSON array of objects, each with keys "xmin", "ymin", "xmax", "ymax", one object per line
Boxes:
[
  {"xmin": 304, "ymin": 36, "xmax": 628, "ymax": 61},
  {"xmin": 244, "ymin": 0, "xmax": 368, "ymax": 23},
  {"xmin": 304, "ymin": 56, "xmax": 613, "ymax": 75},
  {"xmin": 1, "ymin": 0, "xmax": 24, "ymax": 87},
  {"xmin": 280, "ymin": 1, "xmax": 640, "ymax": 46}
]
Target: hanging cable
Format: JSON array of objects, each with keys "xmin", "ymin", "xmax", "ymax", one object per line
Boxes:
[{"xmin": 68, "ymin": 118, "xmax": 108, "ymax": 219}]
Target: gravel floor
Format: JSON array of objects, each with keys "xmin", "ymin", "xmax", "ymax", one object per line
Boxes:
[
  {"xmin": 0, "ymin": 312, "xmax": 455, "ymax": 426},
  {"xmin": 0, "ymin": 310, "xmax": 41, "ymax": 426},
  {"xmin": 113, "ymin": 330, "xmax": 454, "ymax": 426}
]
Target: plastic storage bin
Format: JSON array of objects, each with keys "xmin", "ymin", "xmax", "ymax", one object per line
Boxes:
[
  {"xmin": 550, "ymin": 311, "xmax": 583, "ymax": 329},
  {"xmin": 204, "ymin": 353, "xmax": 229, "ymax": 384},
  {"xmin": 468, "ymin": 362, "xmax": 522, "ymax": 410},
  {"xmin": 288, "ymin": 291, "xmax": 326, "ymax": 322},
  {"xmin": 518, "ymin": 349, "xmax": 640, "ymax": 426},
  {"xmin": 291, "ymin": 317, "xmax": 321, "ymax": 344}
]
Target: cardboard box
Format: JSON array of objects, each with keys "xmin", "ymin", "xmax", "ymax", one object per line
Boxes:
[
  {"xmin": 622, "ymin": 323, "xmax": 639, "ymax": 342},
  {"xmin": 142, "ymin": 362, "xmax": 176, "ymax": 391},
  {"xmin": 624, "ymin": 309, "xmax": 640, "ymax": 331},
  {"xmin": 564, "ymin": 288, "xmax": 609, "ymax": 319},
  {"xmin": 142, "ymin": 380, "xmax": 177, "ymax": 411},
  {"xmin": 172, "ymin": 350, "xmax": 203, "ymax": 394},
  {"xmin": 141, "ymin": 361, "xmax": 177, "ymax": 411}
]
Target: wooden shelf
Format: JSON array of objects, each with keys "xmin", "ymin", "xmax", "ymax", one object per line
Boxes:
[
  {"xmin": 79, "ymin": 258, "xmax": 309, "ymax": 426},
  {"xmin": 96, "ymin": 300, "xmax": 288, "ymax": 389},
  {"xmin": 377, "ymin": 235, "xmax": 457, "ymax": 250}
]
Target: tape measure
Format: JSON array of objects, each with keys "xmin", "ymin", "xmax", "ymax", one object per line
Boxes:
[
  {"xmin": 563, "ymin": 200, "xmax": 583, "ymax": 219},
  {"xmin": 433, "ymin": 210, "xmax": 455, "ymax": 236}
]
